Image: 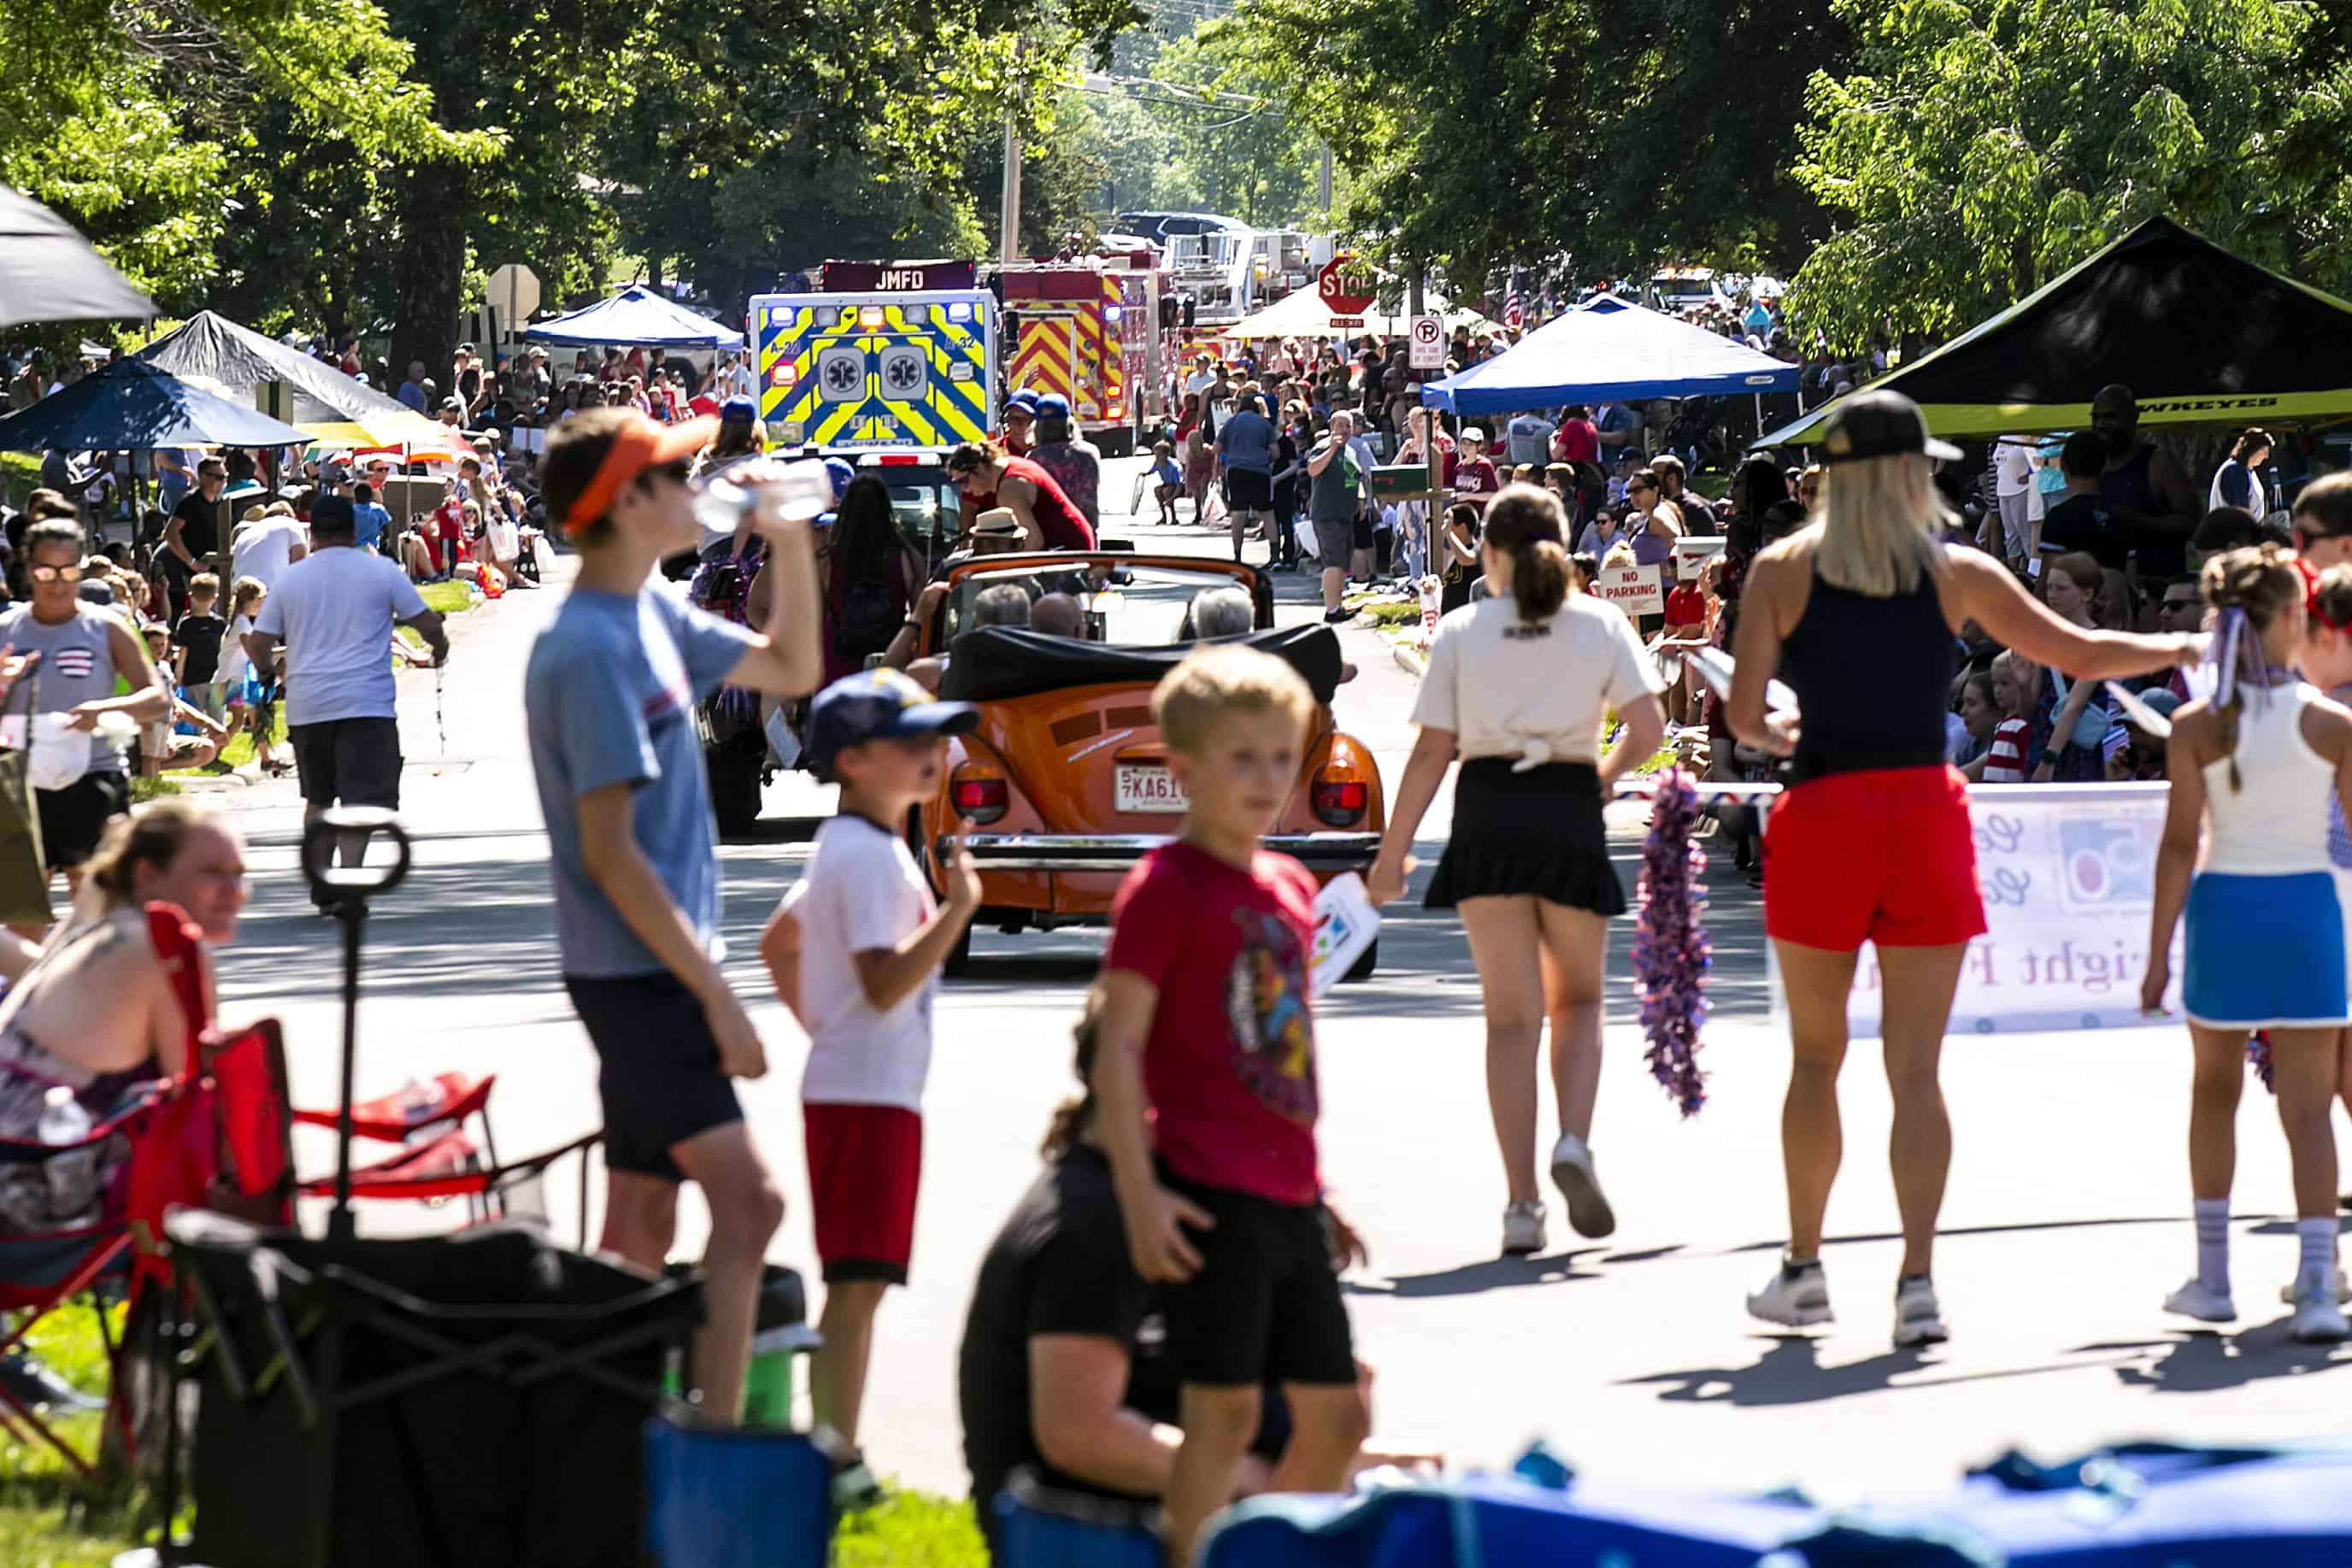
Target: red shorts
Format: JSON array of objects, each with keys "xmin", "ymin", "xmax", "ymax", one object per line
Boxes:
[
  {"xmin": 1763, "ymin": 765, "xmax": 1987, "ymax": 950},
  {"xmin": 803, "ymin": 1101, "xmax": 923, "ymax": 1285}
]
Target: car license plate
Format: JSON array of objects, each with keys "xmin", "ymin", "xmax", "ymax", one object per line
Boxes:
[{"xmin": 1114, "ymin": 765, "xmax": 1188, "ymax": 813}]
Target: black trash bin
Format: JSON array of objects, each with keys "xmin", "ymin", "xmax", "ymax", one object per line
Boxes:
[{"xmin": 170, "ymin": 1208, "xmax": 702, "ymax": 1568}]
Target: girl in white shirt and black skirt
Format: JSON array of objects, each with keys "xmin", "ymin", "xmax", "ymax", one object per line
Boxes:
[{"xmin": 1368, "ymin": 483, "xmax": 1669, "ymax": 1259}]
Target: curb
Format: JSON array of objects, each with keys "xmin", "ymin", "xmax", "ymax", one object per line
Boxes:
[{"xmin": 1391, "ymin": 641, "xmax": 1426, "ymax": 678}]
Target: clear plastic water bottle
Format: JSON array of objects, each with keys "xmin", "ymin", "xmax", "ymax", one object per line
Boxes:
[
  {"xmin": 692, "ymin": 460, "xmax": 833, "ymax": 536},
  {"xmin": 38, "ymin": 1085, "xmax": 100, "ymax": 1226}
]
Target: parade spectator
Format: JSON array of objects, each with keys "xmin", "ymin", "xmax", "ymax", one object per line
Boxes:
[
  {"xmin": 350, "ymin": 482, "xmax": 391, "ymax": 555},
  {"xmin": 1968, "ymin": 649, "xmax": 2039, "ymax": 783},
  {"xmin": 1268, "ymin": 413, "xmax": 1304, "ymax": 571},
  {"xmin": 0, "ymin": 802, "xmax": 247, "ymax": 1235},
  {"xmin": 947, "ymin": 441, "xmax": 1094, "ymax": 552},
  {"xmin": 524, "ymin": 408, "xmax": 820, "ymax": 1434},
  {"xmin": 1027, "ymin": 395, "xmax": 1103, "ymax": 535},
  {"xmin": 816, "ymin": 476, "xmax": 927, "ymax": 690},
  {"xmin": 219, "ymin": 576, "xmax": 281, "ymax": 775},
  {"xmin": 1446, "ymin": 428, "xmax": 1501, "ymax": 515},
  {"xmin": 136, "ymin": 623, "xmax": 226, "ymax": 774},
  {"xmin": 1437, "ymin": 502, "xmax": 1481, "ymax": 616},
  {"xmin": 1214, "ymin": 391, "xmax": 1276, "ymax": 565},
  {"xmin": 2, "ymin": 521, "xmax": 169, "ymax": 896},
  {"xmin": 1149, "ymin": 441, "xmax": 1183, "ymax": 528},
  {"xmin": 1992, "ymin": 434, "xmax": 2039, "ymax": 564},
  {"xmin": 1505, "ymin": 407, "xmax": 1556, "ymax": 468},
  {"xmin": 162, "ymin": 458, "xmax": 232, "ymax": 620},
  {"xmin": 763, "ymin": 670, "xmax": 981, "ymax": 1503},
  {"xmin": 2208, "ymin": 427, "xmax": 2274, "ymax": 519},
  {"xmin": 244, "ymin": 496, "xmax": 447, "ymax": 876},
  {"xmin": 397, "ymin": 361, "xmax": 428, "ymax": 413},
  {"xmin": 2090, "ymin": 384, "xmax": 2198, "ymax": 577},
  {"xmin": 2143, "ymin": 544, "xmax": 2352, "ymax": 1342},
  {"xmin": 2291, "ymin": 470, "xmax": 2352, "ymax": 571},
  {"xmin": 170, "ymin": 573, "xmax": 230, "ymax": 725},
  {"xmin": 1651, "ymin": 455, "xmax": 1715, "ymax": 535},
  {"xmin": 1953, "ymin": 669, "xmax": 2001, "ymax": 768},
  {"xmin": 1370, "ymin": 484, "xmax": 1666, "ymax": 1255},
  {"xmin": 2035, "ymin": 553, "xmax": 2113, "ymax": 780},
  {"xmin": 2108, "ymin": 686, "xmax": 2176, "ymax": 781},
  {"xmin": 2035, "ymin": 430, "xmax": 2123, "ymax": 567},
  {"xmin": 1091, "ymin": 644, "xmax": 1370, "ymax": 1567},
  {"xmin": 1306, "ymin": 413, "xmax": 1366, "ymax": 623},
  {"xmin": 1592, "ymin": 399, "xmax": 1643, "ymax": 457},
  {"xmin": 1577, "ymin": 503, "xmax": 1627, "ymax": 561}
]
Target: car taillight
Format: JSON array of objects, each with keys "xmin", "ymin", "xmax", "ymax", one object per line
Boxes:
[
  {"xmin": 872, "ymin": 453, "xmax": 920, "ymax": 465},
  {"xmin": 951, "ymin": 763, "xmax": 1008, "ymax": 825},
  {"xmin": 1311, "ymin": 763, "xmax": 1367, "ymax": 827}
]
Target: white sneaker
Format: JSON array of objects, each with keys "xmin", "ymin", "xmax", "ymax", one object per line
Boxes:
[
  {"xmin": 2162, "ymin": 1277, "xmax": 2237, "ymax": 1324},
  {"xmin": 2291, "ymin": 1271, "xmax": 2351, "ymax": 1342},
  {"xmin": 1746, "ymin": 1258, "xmax": 1833, "ymax": 1329},
  {"xmin": 1892, "ymin": 1275, "xmax": 1949, "ymax": 1348},
  {"xmin": 2278, "ymin": 1268, "xmax": 2352, "ymax": 1307},
  {"xmin": 1549, "ymin": 1132, "xmax": 1616, "ymax": 1238},
  {"xmin": 1502, "ymin": 1199, "xmax": 1547, "ymax": 1255}
]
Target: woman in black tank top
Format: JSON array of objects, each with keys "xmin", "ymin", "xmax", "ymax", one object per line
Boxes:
[{"xmin": 1726, "ymin": 391, "xmax": 2193, "ymax": 1349}]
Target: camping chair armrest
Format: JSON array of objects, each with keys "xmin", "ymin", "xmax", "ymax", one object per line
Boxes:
[{"xmin": 0, "ymin": 1080, "xmax": 171, "ymax": 1164}]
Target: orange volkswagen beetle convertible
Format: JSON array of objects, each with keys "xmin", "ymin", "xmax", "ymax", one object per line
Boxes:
[{"xmin": 915, "ymin": 552, "xmax": 1385, "ymax": 976}]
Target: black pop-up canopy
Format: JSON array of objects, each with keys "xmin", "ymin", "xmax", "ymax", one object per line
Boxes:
[{"xmin": 1761, "ymin": 216, "xmax": 2352, "ymax": 444}]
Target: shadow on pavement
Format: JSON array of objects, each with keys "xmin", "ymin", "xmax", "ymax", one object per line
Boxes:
[
  {"xmin": 2087, "ymin": 1327, "xmax": 2352, "ymax": 1392},
  {"xmin": 1346, "ymin": 1247, "xmax": 1611, "ymax": 1298},
  {"xmin": 1726, "ymin": 1215, "xmax": 2193, "ymax": 1254},
  {"xmin": 1621, "ymin": 1336, "xmax": 1937, "ymax": 1406}
]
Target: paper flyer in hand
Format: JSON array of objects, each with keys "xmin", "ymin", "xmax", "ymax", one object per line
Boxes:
[{"xmin": 1309, "ymin": 872, "xmax": 1379, "ymax": 998}]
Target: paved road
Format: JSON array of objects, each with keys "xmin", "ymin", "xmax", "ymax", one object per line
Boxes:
[{"xmin": 200, "ymin": 456, "xmax": 2352, "ymax": 1512}]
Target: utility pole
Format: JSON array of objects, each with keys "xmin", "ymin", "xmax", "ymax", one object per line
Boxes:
[
  {"xmin": 1319, "ymin": 142, "xmax": 1333, "ymax": 217},
  {"xmin": 999, "ymin": 114, "xmax": 1023, "ymax": 266}
]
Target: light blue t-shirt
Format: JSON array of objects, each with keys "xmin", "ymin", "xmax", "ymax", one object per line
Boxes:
[
  {"xmin": 353, "ymin": 502, "xmax": 391, "ymax": 553},
  {"xmin": 526, "ymin": 585, "xmax": 757, "ymax": 978},
  {"xmin": 1216, "ymin": 409, "xmax": 1276, "ymax": 473}
]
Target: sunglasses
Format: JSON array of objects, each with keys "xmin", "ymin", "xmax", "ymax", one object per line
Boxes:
[{"xmin": 29, "ymin": 564, "xmax": 86, "ymax": 584}]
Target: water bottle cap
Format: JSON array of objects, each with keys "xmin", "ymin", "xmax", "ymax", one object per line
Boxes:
[{"xmin": 44, "ymin": 1084, "xmax": 74, "ymax": 1107}]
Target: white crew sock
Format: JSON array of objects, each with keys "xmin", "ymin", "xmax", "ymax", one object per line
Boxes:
[
  {"xmin": 2297, "ymin": 1215, "xmax": 2337, "ymax": 1289},
  {"xmin": 2195, "ymin": 1198, "xmax": 2231, "ymax": 1295}
]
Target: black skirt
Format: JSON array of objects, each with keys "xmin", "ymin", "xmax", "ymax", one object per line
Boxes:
[{"xmin": 1425, "ymin": 759, "xmax": 1627, "ymax": 914}]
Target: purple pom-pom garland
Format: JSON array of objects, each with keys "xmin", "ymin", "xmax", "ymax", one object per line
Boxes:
[
  {"xmin": 1633, "ymin": 766, "xmax": 1710, "ymax": 1117},
  {"xmin": 2248, "ymin": 1029, "xmax": 2276, "ymax": 1094}
]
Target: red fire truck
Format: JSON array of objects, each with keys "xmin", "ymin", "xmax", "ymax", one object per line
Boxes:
[{"xmin": 995, "ymin": 252, "xmax": 1172, "ymax": 457}]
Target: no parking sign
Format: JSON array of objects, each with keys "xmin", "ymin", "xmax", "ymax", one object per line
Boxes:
[{"xmin": 1408, "ymin": 314, "xmax": 1444, "ymax": 371}]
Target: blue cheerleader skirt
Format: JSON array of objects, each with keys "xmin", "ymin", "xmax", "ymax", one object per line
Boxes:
[{"xmin": 2184, "ymin": 870, "xmax": 2352, "ymax": 1029}]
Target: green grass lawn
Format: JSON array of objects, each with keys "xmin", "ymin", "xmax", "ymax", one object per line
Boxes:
[{"xmin": 0, "ymin": 1305, "xmax": 991, "ymax": 1568}]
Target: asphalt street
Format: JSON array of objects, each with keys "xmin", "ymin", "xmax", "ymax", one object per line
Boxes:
[{"xmin": 199, "ymin": 454, "xmax": 2352, "ymax": 1508}]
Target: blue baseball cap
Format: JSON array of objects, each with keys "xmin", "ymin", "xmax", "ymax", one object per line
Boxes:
[
  {"xmin": 720, "ymin": 395, "xmax": 757, "ymax": 422},
  {"xmin": 1033, "ymin": 392, "xmax": 1072, "ymax": 420},
  {"xmin": 823, "ymin": 456, "xmax": 856, "ymax": 500},
  {"xmin": 1004, "ymin": 391, "xmax": 1041, "ymax": 416},
  {"xmin": 805, "ymin": 669, "xmax": 979, "ymax": 783}
]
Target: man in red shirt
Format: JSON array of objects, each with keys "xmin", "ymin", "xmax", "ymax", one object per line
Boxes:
[
  {"xmin": 946, "ymin": 441, "xmax": 1096, "ymax": 550},
  {"xmin": 1092, "ymin": 644, "xmax": 1367, "ymax": 1567}
]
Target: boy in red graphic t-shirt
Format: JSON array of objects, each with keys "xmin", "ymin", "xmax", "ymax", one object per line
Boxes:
[{"xmin": 1092, "ymin": 643, "xmax": 1368, "ymax": 1567}]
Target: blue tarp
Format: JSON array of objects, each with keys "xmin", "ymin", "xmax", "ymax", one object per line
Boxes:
[
  {"xmin": 1422, "ymin": 296, "xmax": 1800, "ymax": 417},
  {"xmin": 0, "ymin": 357, "xmax": 313, "ymax": 452},
  {"xmin": 522, "ymin": 285, "xmax": 745, "ymax": 349}
]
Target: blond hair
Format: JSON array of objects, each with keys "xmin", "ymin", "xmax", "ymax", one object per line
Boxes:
[
  {"xmin": 1812, "ymin": 452, "xmax": 1952, "ymax": 597},
  {"xmin": 1153, "ymin": 643, "xmax": 1314, "ymax": 757},
  {"xmin": 73, "ymin": 799, "xmax": 218, "ymax": 925}
]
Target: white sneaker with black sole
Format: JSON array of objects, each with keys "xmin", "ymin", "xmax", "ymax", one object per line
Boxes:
[
  {"xmin": 2290, "ymin": 1271, "xmax": 2351, "ymax": 1343},
  {"xmin": 1548, "ymin": 1132, "xmax": 1615, "ymax": 1239},
  {"xmin": 1502, "ymin": 1199, "xmax": 1547, "ymax": 1256},
  {"xmin": 2163, "ymin": 1277, "xmax": 2237, "ymax": 1324},
  {"xmin": 1892, "ymin": 1275, "xmax": 1948, "ymax": 1348},
  {"xmin": 1746, "ymin": 1258, "xmax": 1833, "ymax": 1329}
]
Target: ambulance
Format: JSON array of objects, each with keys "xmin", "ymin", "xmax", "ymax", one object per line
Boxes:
[
  {"xmin": 748, "ymin": 284, "xmax": 997, "ymax": 452},
  {"xmin": 997, "ymin": 251, "xmax": 1170, "ymax": 457}
]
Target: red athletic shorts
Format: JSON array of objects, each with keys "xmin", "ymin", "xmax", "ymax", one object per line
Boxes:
[
  {"xmin": 803, "ymin": 1101, "xmax": 923, "ymax": 1285},
  {"xmin": 1763, "ymin": 765, "xmax": 1987, "ymax": 950}
]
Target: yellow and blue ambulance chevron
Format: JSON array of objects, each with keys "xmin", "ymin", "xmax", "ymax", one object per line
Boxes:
[{"xmin": 748, "ymin": 289, "xmax": 997, "ymax": 452}]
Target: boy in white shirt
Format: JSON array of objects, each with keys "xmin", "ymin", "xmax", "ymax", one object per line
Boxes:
[{"xmin": 761, "ymin": 668, "xmax": 981, "ymax": 1502}]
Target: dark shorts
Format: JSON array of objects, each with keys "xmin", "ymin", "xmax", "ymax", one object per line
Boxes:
[
  {"xmin": 564, "ymin": 972, "xmax": 744, "ymax": 1182},
  {"xmin": 1155, "ymin": 1163, "xmax": 1355, "ymax": 1389},
  {"xmin": 804, "ymin": 1101, "xmax": 922, "ymax": 1284},
  {"xmin": 1310, "ymin": 516, "xmax": 1354, "ymax": 567},
  {"xmin": 288, "ymin": 716, "xmax": 402, "ymax": 808},
  {"xmin": 36, "ymin": 771, "xmax": 130, "ymax": 870},
  {"xmin": 1349, "ymin": 512, "xmax": 1375, "ymax": 550},
  {"xmin": 1222, "ymin": 467, "xmax": 1272, "ymax": 512}
]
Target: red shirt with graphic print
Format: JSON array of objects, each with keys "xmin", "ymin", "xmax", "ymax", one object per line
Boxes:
[{"xmin": 1104, "ymin": 840, "xmax": 1322, "ymax": 1205}]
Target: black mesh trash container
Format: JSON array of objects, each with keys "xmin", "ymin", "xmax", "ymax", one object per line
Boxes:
[{"xmin": 170, "ymin": 1209, "xmax": 702, "ymax": 1568}]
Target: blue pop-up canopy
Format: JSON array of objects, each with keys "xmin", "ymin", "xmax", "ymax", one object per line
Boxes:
[
  {"xmin": 0, "ymin": 358, "xmax": 312, "ymax": 452},
  {"xmin": 1422, "ymin": 295, "xmax": 1800, "ymax": 416},
  {"xmin": 522, "ymin": 285, "xmax": 745, "ymax": 349}
]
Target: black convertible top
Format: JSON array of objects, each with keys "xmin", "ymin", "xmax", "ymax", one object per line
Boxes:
[{"xmin": 938, "ymin": 623, "xmax": 1344, "ymax": 706}]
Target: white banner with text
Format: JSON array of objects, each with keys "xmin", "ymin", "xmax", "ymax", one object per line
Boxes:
[{"xmin": 1766, "ymin": 784, "xmax": 2187, "ymax": 1037}]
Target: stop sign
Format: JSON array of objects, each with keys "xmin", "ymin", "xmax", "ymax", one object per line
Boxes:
[{"xmin": 1316, "ymin": 255, "xmax": 1376, "ymax": 317}]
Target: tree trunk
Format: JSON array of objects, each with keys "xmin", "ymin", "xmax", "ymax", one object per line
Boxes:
[{"xmin": 391, "ymin": 191, "xmax": 468, "ymax": 399}]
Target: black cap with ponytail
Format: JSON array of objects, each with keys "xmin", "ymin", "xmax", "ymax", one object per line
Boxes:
[{"xmin": 1480, "ymin": 483, "xmax": 1571, "ymax": 623}]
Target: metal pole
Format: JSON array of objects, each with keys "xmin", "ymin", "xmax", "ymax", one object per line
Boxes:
[
  {"xmin": 328, "ymin": 903, "xmax": 364, "ymax": 1243},
  {"xmin": 1000, "ymin": 115, "xmax": 1024, "ymax": 267},
  {"xmin": 1319, "ymin": 143, "xmax": 1333, "ymax": 216}
]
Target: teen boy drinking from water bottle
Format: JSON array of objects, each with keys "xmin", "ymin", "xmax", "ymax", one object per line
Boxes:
[
  {"xmin": 1091, "ymin": 643, "xmax": 1369, "ymax": 1566},
  {"xmin": 524, "ymin": 406, "xmax": 821, "ymax": 1425}
]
